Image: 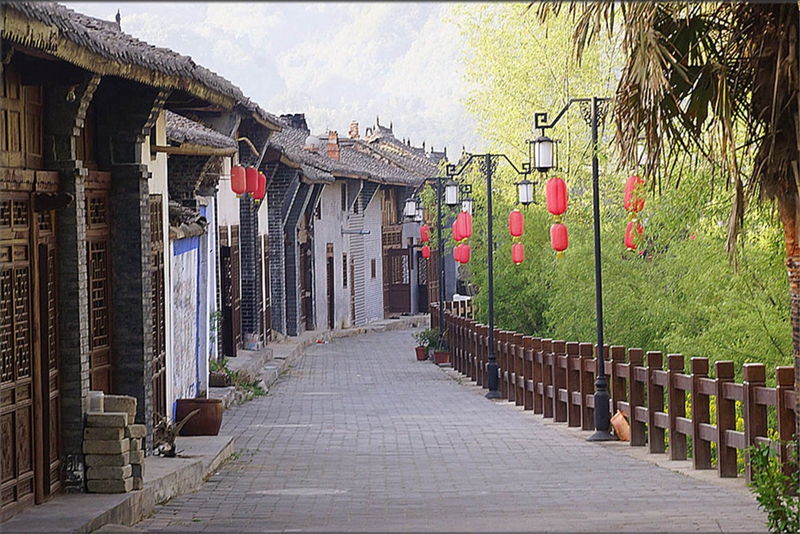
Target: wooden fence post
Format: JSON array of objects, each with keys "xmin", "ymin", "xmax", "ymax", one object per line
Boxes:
[
  {"xmin": 611, "ymin": 345, "xmax": 626, "ymax": 417},
  {"xmin": 743, "ymin": 363, "xmax": 767, "ymax": 483},
  {"xmin": 690, "ymin": 357, "xmax": 712, "ymax": 469},
  {"xmin": 542, "ymin": 339, "xmax": 554, "ymax": 419},
  {"xmin": 580, "ymin": 342, "xmax": 594, "ymax": 431},
  {"xmin": 776, "ymin": 366, "xmax": 796, "ymax": 481},
  {"xmin": 647, "ymin": 351, "xmax": 665, "ymax": 454},
  {"xmin": 566, "ymin": 342, "xmax": 581, "ymax": 427},
  {"xmin": 628, "ymin": 348, "xmax": 646, "ymax": 446},
  {"xmin": 514, "ymin": 333, "xmax": 525, "ymax": 407},
  {"xmin": 523, "ymin": 336, "xmax": 534, "ymax": 411},
  {"xmin": 715, "ymin": 360, "xmax": 738, "ymax": 478},
  {"xmin": 667, "ymin": 353, "xmax": 687, "ymax": 461},
  {"xmin": 553, "ymin": 340, "xmax": 567, "ymax": 423},
  {"xmin": 533, "ymin": 337, "xmax": 543, "ymax": 415}
]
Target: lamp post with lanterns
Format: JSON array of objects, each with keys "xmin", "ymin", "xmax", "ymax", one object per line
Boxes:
[
  {"xmin": 442, "ymin": 151, "xmax": 534, "ymax": 399},
  {"xmin": 532, "ymin": 96, "xmax": 616, "ymax": 441}
]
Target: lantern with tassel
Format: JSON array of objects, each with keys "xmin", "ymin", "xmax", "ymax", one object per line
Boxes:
[
  {"xmin": 420, "ymin": 224, "xmax": 430, "ymax": 243},
  {"xmin": 254, "ymin": 171, "xmax": 267, "ymax": 203},
  {"xmin": 624, "ymin": 175, "xmax": 645, "ymax": 214},
  {"xmin": 512, "ymin": 242, "xmax": 524, "ymax": 265},
  {"xmin": 421, "ymin": 245, "xmax": 430, "ymax": 259},
  {"xmin": 625, "ymin": 220, "xmax": 643, "ymax": 251},
  {"xmin": 461, "ymin": 211, "xmax": 473, "ymax": 239},
  {"xmin": 245, "ymin": 166, "xmax": 258, "ymax": 194},
  {"xmin": 551, "ymin": 223, "xmax": 568, "ymax": 258},
  {"xmin": 508, "ymin": 209, "xmax": 524, "ymax": 237},
  {"xmin": 460, "ymin": 243, "xmax": 471, "ymax": 263},
  {"xmin": 231, "ymin": 165, "xmax": 246, "ymax": 197},
  {"xmin": 546, "ymin": 177, "xmax": 568, "ymax": 220}
]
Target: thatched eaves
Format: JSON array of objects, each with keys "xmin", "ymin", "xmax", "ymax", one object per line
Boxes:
[
  {"xmin": 166, "ymin": 110, "xmax": 237, "ymax": 150},
  {"xmin": 2, "ymin": 2, "xmax": 281, "ymax": 131}
]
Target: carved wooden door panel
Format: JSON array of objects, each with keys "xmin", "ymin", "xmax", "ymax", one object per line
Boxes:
[
  {"xmin": 230, "ymin": 226, "xmax": 241, "ymax": 352},
  {"xmin": 1, "ymin": 193, "xmax": 35, "ymax": 520},
  {"xmin": 149, "ymin": 195, "xmax": 166, "ymax": 422},
  {"xmin": 85, "ymin": 174, "xmax": 113, "ymax": 393}
]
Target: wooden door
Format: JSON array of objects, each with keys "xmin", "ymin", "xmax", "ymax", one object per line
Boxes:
[
  {"xmin": 1, "ymin": 193, "xmax": 35, "ymax": 520},
  {"xmin": 260, "ymin": 234, "xmax": 271, "ymax": 343},
  {"xmin": 230, "ymin": 226, "xmax": 241, "ymax": 352},
  {"xmin": 85, "ymin": 177, "xmax": 113, "ymax": 392},
  {"xmin": 384, "ymin": 248, "xmax": 411, "ymax": 315},
  {"xmin": 326, "ymin": 244, "xmax": 334, "ymax": 330},
  {"xmin": 149, "ymin": 195, "xmax": 166, "ymax": 422}
]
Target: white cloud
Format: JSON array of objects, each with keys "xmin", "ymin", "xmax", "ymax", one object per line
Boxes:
[{"xmin": 62, "ymin": 2, "xmax": 485, "ymax": 155}]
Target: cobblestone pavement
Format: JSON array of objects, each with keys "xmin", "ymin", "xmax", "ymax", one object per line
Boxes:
[{"xmin": 137, "ymin": 328, "xmax": 768, "ymax": 532}]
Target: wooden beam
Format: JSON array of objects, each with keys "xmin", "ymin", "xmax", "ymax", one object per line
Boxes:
[{"xmin": 150, "ymin": 144, "xmax": 236, "ymax": 157}]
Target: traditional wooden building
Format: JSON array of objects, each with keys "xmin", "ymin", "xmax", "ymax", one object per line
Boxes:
[{"xmin": 0, "ymin": 2, "xmax": 279, "ymax": 519}]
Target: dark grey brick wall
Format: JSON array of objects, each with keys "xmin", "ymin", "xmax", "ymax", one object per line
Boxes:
[
  {"xmin": 266, "ymin": 165, "xmax": 299, "ymax": 335},
  {"xmin": 239, "ymin": 195, "xmax": 260, "ymax": 339}
]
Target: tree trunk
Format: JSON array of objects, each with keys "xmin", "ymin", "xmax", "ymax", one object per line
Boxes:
[{"xmin": 779, "ymin": 194, "xmax": 800, "ymax": 477}]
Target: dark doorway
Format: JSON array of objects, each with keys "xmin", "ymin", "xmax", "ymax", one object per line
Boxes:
[{"xmin": 326, "ymin": 255, "xmax": 335, "ymax": 329}]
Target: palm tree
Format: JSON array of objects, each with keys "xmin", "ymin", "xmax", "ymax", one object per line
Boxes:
[{"xmin": 530, "ymin": 2, "xmax": 799, "ymax": 451}]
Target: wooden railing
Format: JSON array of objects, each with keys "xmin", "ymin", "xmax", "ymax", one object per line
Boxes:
[{"xmin": 430, "ymin": 302, "xmax": 796, "ymax": 482}]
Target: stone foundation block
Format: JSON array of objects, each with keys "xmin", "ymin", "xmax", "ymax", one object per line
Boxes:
[
  {"xmin": 129, "ymin": 450, "xmax": 145, "ymax": 465},
  {"xmin": 85, "ymin": 452, "xmax": 130, "ymax": 467},
  {"xmin": 132, "ymin": 477, "xmax": 143, "ymax": 491},
  {"xmin": 130, "ymin": 438, "xmax": 142, "ymax": 452},
  {"xmin": 86, "ymin": 412, "xmax": 128, "ymax": 428},
  {"xmin": 83, "ymin": 438, "xmax": 130, "ymax": 455},
  {"xmin": 104, "ymin": 395, "xmax": 137, "ymax": 421},
  {"xmin": 87, "ymin": 464, "xmax": 132, "ymax": 480},
  {"xmin": 85, "ymin": 427, "xmax": 125, "ymax": 441},
  {"xmin": 125, "ymin": 424, "xmax": 146, "ymax": 439},
  {"xmin": 87, "ymin": 477, "xmax": 133, "ymax": 494}
]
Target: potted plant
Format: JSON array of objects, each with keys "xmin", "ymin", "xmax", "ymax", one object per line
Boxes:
[
  {"xmin": 431, "ymin": 328, "xmax": 450, "ymax": 365},
  {"xmin": 412, "ymin": 328, "xmax": 438, "ymax": 360}
]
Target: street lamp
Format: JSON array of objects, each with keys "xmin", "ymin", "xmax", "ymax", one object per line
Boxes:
[
  {"xmin": 445, "ymin": 150, "xmax": 533, "ymax": 399},
  {"xmin": 533, "ymin": 96, "xmax": 616, "ymax": 441}
]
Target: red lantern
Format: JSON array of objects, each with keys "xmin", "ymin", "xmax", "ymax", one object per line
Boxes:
[
  {"xmin": 624, "ymin": 175, "xmax": 645, "ymax": 213},
  {"xmin": 421, "ymin": 245, "xmax": 430, "ymax": 259},
  {"xmin": 231, "ymin": 165, "xmax": 246, "ymax": 196},
  {"xmin": 453, "ymin": 218, "xmax": 464, "ymax": 242},
  {"xmin": 461, "ymin": 243, "xmax": 470, "ymax": 263},
  {"xmin": 551, "ymin": 223, "xmax": 568, "ymax": 252},
  {"xmin": 245, "ymin": 166, "xmax": 258, "ymax": 194},
  {"xmin": 512, "ymin": 242, "xmax": 524, "ymax": 265},
  {"xmin": 625, "ymin": 220, "xmax": 643, "ymax": 250},
  {"xmin": 420, "ymin": 224, "xmax": 430, "ymax": 243},
  {"xmin": 509, "ymin": 209, "xmax": 524, "ymax": 237},
  {"xmin": 453, "ymin": 243, "xmax": 462, "ymax": 263},
  {"xmin": 462, "ymin": 211, "xmax": 473, "ymax": 239},
  {"xmin": 546, "ymin": 177, "xmax": 568, "ymax": 216},
  {"xmin": 254, "ymin": 171, "xmax": 267, "ymax": 202}
]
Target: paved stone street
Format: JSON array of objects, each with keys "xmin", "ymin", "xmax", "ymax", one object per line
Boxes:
[{"xmin": 137, "ymin": 328, "xmax": 768, "ymax": 532}]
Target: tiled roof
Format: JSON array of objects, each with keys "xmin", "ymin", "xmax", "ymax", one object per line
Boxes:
[
  {"xmin": 165, "ymin": 110, "xmax": 237, "ymax": 149},
  {"xmin": 269, "ymin": 118, "xmax": 432, "ymax": 187},
  {"xmin": 2, "ymin": 2, "xmax": 281, "ymax": 130}
]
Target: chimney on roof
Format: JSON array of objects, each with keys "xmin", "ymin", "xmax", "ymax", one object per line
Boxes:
[
  {"xmin": 349, "ymin": 121, "xmax": 360, "ymax": 139},
  {"xmin": 115, "ymin": 9, "xmax": 121, "ymax": 29},
  {"xmin": 326, "ymin": 131, "xmax": 340, "ymax": 160}
]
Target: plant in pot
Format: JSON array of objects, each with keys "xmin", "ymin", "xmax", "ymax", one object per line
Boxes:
[
  {"xmin": 431, "ymin": 328, "xmax": 450, "ymax": 365},
  {"xmin": 412, "ymin": 328, "xmax": 438, "ymax": 361}
]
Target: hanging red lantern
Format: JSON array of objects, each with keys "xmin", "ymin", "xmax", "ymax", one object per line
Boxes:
[
  {"xmin": 421, "ymin": 245, "xmax": 431, "ymax": 259},
  {"xmin": 551, "ymin": 223, "xmax": 568, "ymax": 253},
  {"xmin": 453, "ymin": 218, "xmax": 464, "ymax": 242},
  {"xmin": 245, "ymin": 166, "xmax": 258, "ymax": 194},
  {"xmin": 420, "ymin": 224, "xmax": 430, "ymax": 243},
  {"xmin": 462, "ymin": 211, "xmax": 473, "ymax": 239},
  {"xmin": 231, "ymin": 165, "xmax": 246, "ymax": 196},
  {"xmin": 461, "ymin": 243, "xmax": 470, "ymax": 263},
  {"xmin": 625, "ymin": 220, "xmax": 643, "ymax": 250},
  {"xmin": 512, "ymin": 242, "xmax": 524, "ymax": 265},
  {"xmin": 254, "ymin": 171, "xmax": 267, "ymax": 202},
  {"xmin": 509, "ymin": 209, "xmax": 524, "ymax": 237},
  {"xmin": 546, "ymin": 177, "xmax": 568, "ymax": 216},
  {"xmin": 624, "ymin": 175, "xmax": 645, "ymax": 213},
  {"xmin": 453, "ymin": 243, "xmax": 462, "ymax": 263}
]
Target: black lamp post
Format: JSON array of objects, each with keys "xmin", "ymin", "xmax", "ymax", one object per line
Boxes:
[
  {"xmin": 533, "ymin": 96, "xmax": 616, "ymax": 441},
  {"xmin": 404, "ymin": 177, "xmax": 460, "ymax": 342},
  {"xmin": 445, "ymin": 151, "xmax": 533, "ymax": 399}
]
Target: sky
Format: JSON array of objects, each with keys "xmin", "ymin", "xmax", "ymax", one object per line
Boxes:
[{"xmin": 63, "ymin": 2, "xmax": 486, "ymax": 157}]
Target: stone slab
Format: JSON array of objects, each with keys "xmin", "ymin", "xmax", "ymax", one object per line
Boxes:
[
  {"xmin": 86, "ymin": 412, "xmax": 128, "ymax": 428},
  {"xmin": 85, "ymin": 452, "xmax": 130, "ymax": 467},
  {"xmin": 104, "ymin": 395, "xmax": 137, "ymax": 421},
  {"xmin": 83, "ymin": 438, "xmax": 130, "ymax": 455},
  {"xmin": 125, "ymin": 424, "xmax": 146, "ymax": 439},
  {"xmin": 87, "ymin": 477, "xmax": 133, "ymax": 494},
  {"xmin": 87, "ymin": 465, "xmax": 133, "ymax": 480},
  {"xmin": 85, "ymin": 427, "xmax": 125, "ymax": 441},
  {"xmin": 129, "ymin": 450, "xmax": 145, "ymax": 465}
]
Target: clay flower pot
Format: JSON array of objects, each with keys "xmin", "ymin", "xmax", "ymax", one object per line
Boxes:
[
  {"xmin": 175, "ymin": 398, "xmax": 223, "ymax": 436},
  {"xmin": 432, "ymin": 351, "xmax": 450, "ymax": 365},
  {"xmin": 415, "ymin": 346, "xmax": 428, "ymax": 361}
]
